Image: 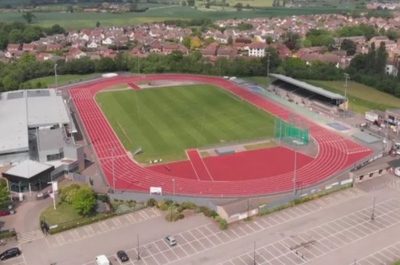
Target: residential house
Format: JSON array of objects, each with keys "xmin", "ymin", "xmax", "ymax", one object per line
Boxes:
[
  {"xmin": 162, "ymin": 44, "xmax": 189, "ymax": 55},
  {"xmin": 7, "ymin": 44, "xmax": 21, "ymax": 52},
  {"xmin": 36, "ymin": 53, "xmax": 54, "ymax": 62},
  {"xmin": 22, "ymin": 43, "xmax": 36, "ymax": 52},
  {"xmin": 149, "ymin": 40, "xmax": 162, "ymax": 53},
  {"xmin": 369, "ymin": 36, "xmax": 390, "ymax": 47},
  {"xmin": 66, "ymin": 48, "xmax": 87, "ymax": 61},
  {"xmin": 102, "ymin": 37, "xmax": 114, "ymax": 46},
  {"xmin": 217, "ymin": 47, "xmax": 238, "ymax": 59},
  {"xmin": 46, "ymin": 44, "xmax": 62, "ymax": 51},
  {"xmin": 87, "ymin": 41, "xmax": 99, "ymax": 49},
  {"xmin": 246, "ymin": 42, "xmax": 267, "ymax": 57}
]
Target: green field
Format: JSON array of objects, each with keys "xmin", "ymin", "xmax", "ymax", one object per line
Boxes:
[
  {"xmin": 243, "ymin": 76, "xmax": 270, "ymax": 87},
  {"xmin": 26, "ymin": 74, "xmax": 100, "ymax": 87},
  {"xmin": 96, "ymin": 84, "xmax": 275, "ymax": 163},
  {"xmin": 0, "ymin": 6, "xmax": 350, "ymax": 29},
  {"xmin": 307, "ymin": 80, "xmax": 400, "ymax": 113}
]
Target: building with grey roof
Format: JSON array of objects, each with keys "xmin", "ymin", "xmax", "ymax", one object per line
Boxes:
[
  {"xmin": 0, "ymin": 89, "xmax": 85, "ymax": 194},
  {"xmin": 0, "ymin": 89, "xmax": 73, "ymax": 164}
]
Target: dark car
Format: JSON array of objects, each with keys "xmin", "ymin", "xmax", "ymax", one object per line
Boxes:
[
  {"xmin": 117, "ymin": 250, "xmax": 129, "ymax": 262},
  {"xmin": 0, "ymin": 247, "xmax": 21, "ymax": 260}
]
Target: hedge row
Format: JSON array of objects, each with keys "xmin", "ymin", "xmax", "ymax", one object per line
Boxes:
[
  {"xmin": 147, "ymin": 198, "xmax": 228, "ymax": 230},
  {"xmin": 0, "ymin": 229, "xmax": 17, "ymax": 239},
  {"xmin": 48, "ymin": 213, "xmax": 116, "ymax": 235},
  {"xmin": 259, "ymin": 184, "xmax": 352, "ymax": 216}
]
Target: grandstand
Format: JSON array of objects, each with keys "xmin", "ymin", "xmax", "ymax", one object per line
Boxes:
[
  {"xmin": 269, "ymin": 74, "xmax": 347, "ymax": 115},
  {"xmin": 0, "ymin": 89, "xmax": 84, "ymax": 193}
]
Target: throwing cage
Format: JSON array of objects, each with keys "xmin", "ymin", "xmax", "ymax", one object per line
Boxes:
[{"xmin": 274, "ymin": 115, "xmax": 309, "ymax": 146}]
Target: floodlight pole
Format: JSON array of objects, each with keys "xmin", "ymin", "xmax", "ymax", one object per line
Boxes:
[
  {"xmin": 172, "ymin": 178, "xmax": 175, "ymax": 197},
  {"xmin": 293, "ymin": 147, "xmax": 297, "ymax": 195},
  {"xmin": 266, "ymin": 52, "xmax": 270, "ymax": 78},
  {"xmin": 54, "ymin": 63, "xmax": 58, "ymax": 91},
  {"xmin": 47, "ymin": 181, "xmax": 56, "ymax": 210},
  {"xmin": 111, "ymin": 148, "xmax": 116, "ymax": 191},
  {"xmin": 344, "ymin": 73, "xmax": 350, "ymax": 115}
]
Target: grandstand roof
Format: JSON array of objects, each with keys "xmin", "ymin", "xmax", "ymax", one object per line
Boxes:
[
  {"xmin": 270, "ymin": 74, "xmax": 346, "ymax": 101},
  {"xmin": 0, "ymin": 89, "xmax": 71, "ymax": 155}
]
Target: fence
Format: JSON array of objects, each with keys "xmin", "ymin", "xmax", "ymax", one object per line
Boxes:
[
  {"xmin": 108, "ymin": 191, "xmax": 217, "ymax": 211},
  {"xmin": 258, "ymin": 178, "xmax": 353, "ymax": 213},
  {"xmin": 274, "ymin": 117, "xmax": 310, "ymax": 145}
]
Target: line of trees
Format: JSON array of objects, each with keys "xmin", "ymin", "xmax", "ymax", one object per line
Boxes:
[
  {"xmin": 1, "ymin": 40, "xmax": 400, "ymax": 98},
  {"xmin": 0, "ymin": 22, "xmax": 66, "ymax": 50}
]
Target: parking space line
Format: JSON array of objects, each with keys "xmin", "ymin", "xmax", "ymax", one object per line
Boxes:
[
  {"xmin": 125, "ymin": 213, "xmax": 137, "ymax": 224},
  {"xmin": 138, "ymin": 211, "xmax": 148, "ymax": 220},
  {"xmin": 85, "ymin": 226, "xmax": 96, "ymax": 237},
  {"xmin": 55, "ymin": 235, "xmax": 66, "ymax": 246}
]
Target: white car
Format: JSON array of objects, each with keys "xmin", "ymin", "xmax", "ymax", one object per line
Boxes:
[
  {"xmin": 395, "ymin": 167, "xmax": 400, "ymax": 177},
  {"xmin": 165, "ymin": 236, "xmax": 177, "ymax": 246}
]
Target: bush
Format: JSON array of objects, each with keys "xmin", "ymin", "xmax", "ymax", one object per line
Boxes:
[
  {"xmin": 96, "ymin": 194, "xmax": 109, "ymax": 203},
  {"xmin": 0, "ymin": 229, "xmax": 16, "ymax": 239},
  {"xmin": 178, "ymin": 214, "xmax": 185, "ymax": 220},
  {"xmin": 147, "ymin": 198, "xmax": 157, "ymax": 207},
  {"xmin": 214, "ymin": 216, "xmax": 228, "ymax": 230},
  {"xmin": 164, "ymin": 199, "xmax": 174, "ymax": 206},
  {"xmin": 177, "ymin": 206, "xmax": 185, "ymax": 213},
  {"xmin": 181, "ymin": 202, "xmax": 196, "ymax": 210},
  {"xmin": 199, "ymin": 206, "xmax": 212, "ymax": 217},
  {"xmin": 194, "ymin": 207, "xmax": 202, "ymax": 213},
  {"xmin": 157, "ymin": 201, "xmax": 169, "ymax": 211}
]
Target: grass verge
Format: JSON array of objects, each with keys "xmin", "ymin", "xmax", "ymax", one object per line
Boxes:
[
  {"xmin": 27, "ymin": 73, "xmax": 100, "ymax": 87},
  {"xmin": 307, "ymin": 80, "xmax": 400, "ymax": 113}
]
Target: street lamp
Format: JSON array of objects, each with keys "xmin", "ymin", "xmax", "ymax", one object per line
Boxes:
[
  {"xmin": 371, "ymin": 197, "xmax": 376, "ymax": 221},
  {"xmin": 137, "ymin": 234, "xmax": 141, "ymax": 260},
  {"xmin": 253, "ymin": 241, "xmax": 257, "ymax": 265}
]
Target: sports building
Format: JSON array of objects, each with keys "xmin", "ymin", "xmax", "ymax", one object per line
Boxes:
[
  {"xmin": 269, "ymin": 74, "xmax": 347, "ymax": 115},
  {"xmin": 0, "ymin": 89, "xmax": 84, "ymax": 193}
]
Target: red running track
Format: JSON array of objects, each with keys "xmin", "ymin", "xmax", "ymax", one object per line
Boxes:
[
  {"xmin": 127, "ymin": 83, "xmax": 141, "ymax": 90},
  {"xmin": 186, "ymin": 149, "xmax": 213, "ymax": 181},
  {"xmin": 69, "ymin": 74, "xmax": 373, "ymax": 196}
]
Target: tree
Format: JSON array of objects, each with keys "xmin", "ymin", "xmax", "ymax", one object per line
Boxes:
[
  {"xmin": 0, "ymin": 179, "xmax": 10, "ymax": 205},
  {"xmin": 22, "ymin": 11, "xmax": 36, "ymax": 24},
  {"xmin": 227, "ymin": 36, "xmax": 233, "ymax": 45},
  {"xmin": 59, "ymin": 183, "xmax": 81, "ymax": 203},
  {"xmin": 96, "ymin": 21, "xmax": 101, "ymax": 28},
  {"xmin": 187, "ymin": 0, "xmax": 195, "ymax": 6},
  {"xmin": 234, "ymin": 3, "xmax": 243, "ymax": 11},
  {"xmin": 190, "ymin": 36, "xmax": 202, "ymax": 49},
  {"xmin": 182, "ymin": 36, "xmax": 191, "ymax": 49},
  {"xmin": 71, "ymin": 186, "xmax": 96, "ymax": 216},
  {"xmin": 265, "ymin": 36, "xmax": 273, "ymax": 44},
  {"xmin": 340, "ymin": 39, "xmax": 357, "ymax": 56}
]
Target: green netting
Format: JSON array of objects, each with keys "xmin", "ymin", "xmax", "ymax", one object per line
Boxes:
[{"xmin": 274, "ymin": 117, "xmax": 309, "ymax": 145}]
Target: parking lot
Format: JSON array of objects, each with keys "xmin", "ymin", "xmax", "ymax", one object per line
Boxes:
[
  {"xmin": 80, "ymin": 188, "xmax": 366, "ymax": 265},
  {"xmin": 218, "ymin": 198, "xmax": 400, "ymax": 265},
  {"xmin": 45, "ymin": 207, "xmax": 161, "ymax": 248},
  {"xmin": 6, "ymin": 183, "xmax": 400, "ymax": 265},
  {"xmin": 351, "ymin": 240, "xmax": 400, "ymax": 265}
]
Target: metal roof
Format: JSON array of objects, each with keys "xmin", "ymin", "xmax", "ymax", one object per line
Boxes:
[
  {"xmin": 0, "ymin": 89, "xmax": 71, "ymax": 154},
  {"xmin": 270, "ymin": 74, "xmax": 347, "ymax": 101},
  {"xmin": 4, "ymin": 160, "xmax": 53, "ymax": 179},
  {"xmin": 0, "ymin": 96, "xmax": 29, "ymax": 155}
]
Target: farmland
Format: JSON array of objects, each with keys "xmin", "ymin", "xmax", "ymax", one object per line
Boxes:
[
  {"xmin": 0, "ymin": 5, "xmax": 351, "ymax": 29},
  {"xmin": 96, "ymin": 84, "xmax": 275, "ymax": 163}
]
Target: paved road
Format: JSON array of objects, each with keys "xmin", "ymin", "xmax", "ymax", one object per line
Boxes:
[{"xmin": 5, "ymin": 177, "xmax": 400, "ymax": 265}]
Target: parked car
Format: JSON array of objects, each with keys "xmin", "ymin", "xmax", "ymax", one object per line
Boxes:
[
  {"xmin": 0, "ymin": 247, "xmax": 21, "ymax": 260},
  {"xmin": 165, "ymin": 235, "xmax": 177, "ymax": 246},
  {"xmin": 117, "ymin": 250, "xmax": 129, "ymax": 262}
]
